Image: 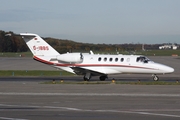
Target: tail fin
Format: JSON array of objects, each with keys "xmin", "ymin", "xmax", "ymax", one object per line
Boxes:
[{"xmin": 20, "ymin": 33, "xmax": 60, "ymax": 56}]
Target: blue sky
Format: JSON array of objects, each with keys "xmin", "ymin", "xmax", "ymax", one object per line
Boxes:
[{"xmin": 0, "ymin": 0, "xmax": 180, "ymax": 44}]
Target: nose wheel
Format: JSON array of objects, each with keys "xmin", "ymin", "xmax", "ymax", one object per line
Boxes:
[{"xmin": 152, "ymin": 74, "xmax": 159, "ymax": 81}]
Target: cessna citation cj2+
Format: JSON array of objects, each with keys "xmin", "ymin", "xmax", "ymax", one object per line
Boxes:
[{"xmin": 19, "ymin": 33, "xmax": 174, "ymax": 81}]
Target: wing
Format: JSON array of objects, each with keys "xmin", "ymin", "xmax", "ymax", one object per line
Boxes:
[{"xmin": 71, "ymin": 67, "xmax": 106, "ymax": 76}]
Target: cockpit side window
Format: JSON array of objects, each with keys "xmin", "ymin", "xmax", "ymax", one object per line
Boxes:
[
  {"xmin": 136, "ymin": 57, "xmax": 143, "ymax": 62},
  {"xmin": 136, "ymin": 56, "xmax": 150, "ymax": 63}
]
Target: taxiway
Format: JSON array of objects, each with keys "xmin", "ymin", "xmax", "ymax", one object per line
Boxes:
[
  {"xmin": 0, "ymin": 56, "xmax": 179, "ymax": 120},
  {"xmin": 0, "ymin": 81, "xmax": 180, "ymax": 120}
]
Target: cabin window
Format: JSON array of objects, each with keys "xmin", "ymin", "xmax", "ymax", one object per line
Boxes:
[
  {"xmin": 115, "ymin": 58, "xmax": 118, "ymax": 62},
  {"xmin": 127, "ymin": 58, "xmax": 130, "ymax": 62},
  {"xmin": 104, "ymin": 57, "xmax": 107, "ymax": 62},
  {"xmin": 98, "ymin": 57, "xmax": 101, "ymax": 61},
  {"xmin": 121, "ymin": 58, "xmax": 124, "ymax": 62},
  {"xmin": 109, "ymin": 58, "xmax": 113, "ymax": 62}
]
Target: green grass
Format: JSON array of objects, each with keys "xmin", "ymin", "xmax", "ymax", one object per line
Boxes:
[
  {"xmin": 0, "ymin": 70, "xmax": 73, "ymax": 76},
  {"xmin": 43, "ymin": 81, "xmax": 180, "ymax": 85},
  {"xmin": 43, "ymin": 81, "xmax": 111, "ymax": 84},
  {"xmin": 95, "ymin": 50, "xmax": 180, "ymax": 56},
  {"xmin": 117, "ymin": 81, "xmax": 180, "ymax": 85},
  {"xmin": 139, "ymin": 50, "xmax": 180, "ymax": 56},
  {"xmin": 0, "ymin": 70, "xmax": 179, "ymax": 85},
  {"xmin": 0, "ymin": 52, "xmax": 32, "ymax": 57},
  {"xmin": 0, "ymin": 50, "xmax": 180, "ymax": 57}
]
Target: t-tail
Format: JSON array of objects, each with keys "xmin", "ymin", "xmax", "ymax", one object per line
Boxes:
[
  {"xmin": 20, "ymin": 33, "xmax": 78, "ymax": 74},
  {"xmin": 20, "ymin": 33, "xmax": 60, "ymax": 56}
]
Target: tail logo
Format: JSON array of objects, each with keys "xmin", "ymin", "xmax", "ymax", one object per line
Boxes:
[
  {"xmin": 33, "ymin": 46, "xmax": 36, "ymax": 50},
  {"xmin": 33, "ymin": 46, "xmax": 49, "ymax": 51}
]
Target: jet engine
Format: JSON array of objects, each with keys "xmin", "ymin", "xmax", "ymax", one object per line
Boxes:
[{"xmin": 57, "ymin": 53, "xmax": 83, "ymax": 63}]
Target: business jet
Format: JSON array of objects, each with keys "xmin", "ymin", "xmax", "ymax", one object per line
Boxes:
[{"xmin": 19, "ymin": 33, "xmax": 174, "ymax": 81}]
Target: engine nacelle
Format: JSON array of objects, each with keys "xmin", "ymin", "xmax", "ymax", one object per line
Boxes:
[{"xmin": 57, "ymin": 53, "xmax": 83, "ymax": 63}]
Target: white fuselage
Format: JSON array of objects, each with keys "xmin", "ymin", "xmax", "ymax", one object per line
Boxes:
[
  {"xmin": 74, "ymin": 54, "xmax": 174, "ymax": 75},
  {"xmin": 34, "ymin": 54, "xmax": 174, "ymax": 75},
  {"xmin": 19, "ymin": 33, "xmax": 174, "ymax": 80}
]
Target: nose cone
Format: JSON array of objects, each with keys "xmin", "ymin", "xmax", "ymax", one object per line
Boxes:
[
  {"xmin": 166, "ymin": 66, "xmax": 174, "ymax": 73},
  {"xmin": 154, "ymin": 63, "xmax": 174, "ymax": 74},
  {"xmin": 160, "ymin": 65, "xmax": 174, "ymax": 73}
]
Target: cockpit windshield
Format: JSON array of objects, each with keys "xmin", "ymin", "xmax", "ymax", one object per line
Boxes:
[{"xmin": 136, "ymin": 56, "xmax": 152, "ymax": 63}]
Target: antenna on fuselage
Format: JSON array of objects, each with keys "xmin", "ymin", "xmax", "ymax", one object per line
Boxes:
[
  {"xmin": 116, "ymin": 48, "xmax": 119, "ymax": 55},
  {"xmin": 90, "ymin": 50, "xmax": 94, "ymax": 55}
]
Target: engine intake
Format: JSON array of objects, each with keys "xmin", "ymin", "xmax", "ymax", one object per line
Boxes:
[{"xmin": 57, "ymin": 53, "xmax": 83, "ymax": 63}]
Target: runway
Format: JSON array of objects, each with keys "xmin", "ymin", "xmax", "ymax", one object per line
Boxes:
[
  {"xmin": 0, "ymin": 79, "xmax": 180, "ymax": 120},
  {"xmin": 0, "ymin": 56, "xmax": 180, "ymax": 120}
]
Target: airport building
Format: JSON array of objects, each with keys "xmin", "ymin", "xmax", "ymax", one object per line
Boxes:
[{"xmin": 159, "ymin": 44, "xmax": 178, "ymax": 50}]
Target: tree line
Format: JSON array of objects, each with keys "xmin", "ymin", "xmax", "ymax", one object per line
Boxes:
[
  {"xmin": 0, "ymin": 30, "xmax": 173, "ymax": 54},
  {"xmin": 0, "ymin": 31, "xmax": 28, "ymax": 52}
]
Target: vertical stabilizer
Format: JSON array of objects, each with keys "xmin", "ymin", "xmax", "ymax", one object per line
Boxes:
[{"xmin": 20, "ymin": 33, "xmax": 60, "ymax": 56}]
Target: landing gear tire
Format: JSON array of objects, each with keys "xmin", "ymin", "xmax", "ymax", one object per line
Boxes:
[
  {"xmin": 83, "ymin": 76, "xmax": 90, "ymax": 81},
  {"xmin": 84, "ymin": 72, "xmax": 91, "ymax": 81},
  {"xmin": 153, "ymin": 75, "xmax": 159, "ymax": 81},
  {"xmin": 99, "ymin": 76, "xmax": 107, "ymax": 81}
]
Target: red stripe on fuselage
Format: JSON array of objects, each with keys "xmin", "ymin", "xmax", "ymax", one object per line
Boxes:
[
  {"xmin": 33, "ymin": 56, "xmax": 157, "ymax": 70},
  {"xmin": 33, "ymin": 56, "xmax": 54, "ymax": 65}
]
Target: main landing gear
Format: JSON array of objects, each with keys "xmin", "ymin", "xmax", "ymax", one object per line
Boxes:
[
  {"xmin": 83, "ymin": 72, "xmax": 91, "ymax": 81},
  {"xmin": 83, "ymin": 73, "xmax": 108, "ymax": 81},
  {"xmin": 99, "ymin": 75, "xmax": 108, "ymax": 81},
  {"xmin": 152, "ymin": 74, "xmax": 159, "ymax": 81}
]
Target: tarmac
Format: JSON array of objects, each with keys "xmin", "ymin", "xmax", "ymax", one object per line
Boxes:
[
  {"xmin": 0, "ymin": 82, "xmax": 180, "ymax": 120},
  {"xmin": 0, "ymin": 56, "xmax": 180, "ymax": 120}
]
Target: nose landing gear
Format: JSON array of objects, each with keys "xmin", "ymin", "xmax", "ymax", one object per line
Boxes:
[{"xmin": 152, "ymin": 74, "xmax": 159, "ymax": 81}]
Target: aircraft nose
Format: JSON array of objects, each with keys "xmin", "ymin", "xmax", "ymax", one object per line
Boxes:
[
  {"xmin": 155, "ymin": 63, "xmax": 174, "ymax": 74},
  {"xmin": 167, "ymin": 67, "xmax": 174, "ymax": 73},
  {"xmin": 163, "ymin": 66, "xmax": 174, "ymax": 73}
]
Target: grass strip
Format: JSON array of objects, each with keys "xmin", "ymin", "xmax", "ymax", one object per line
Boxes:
[
  {"xmin": 43, "ymin": 81, "xmax": 180, "ymax": 85},
  {"xmin": 0, "ymin": 70, "xmax": 73, "ymax": 76},
  {"xmin": 1, "ymin": 50, "xmax": 180, "ymax": 57}
]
